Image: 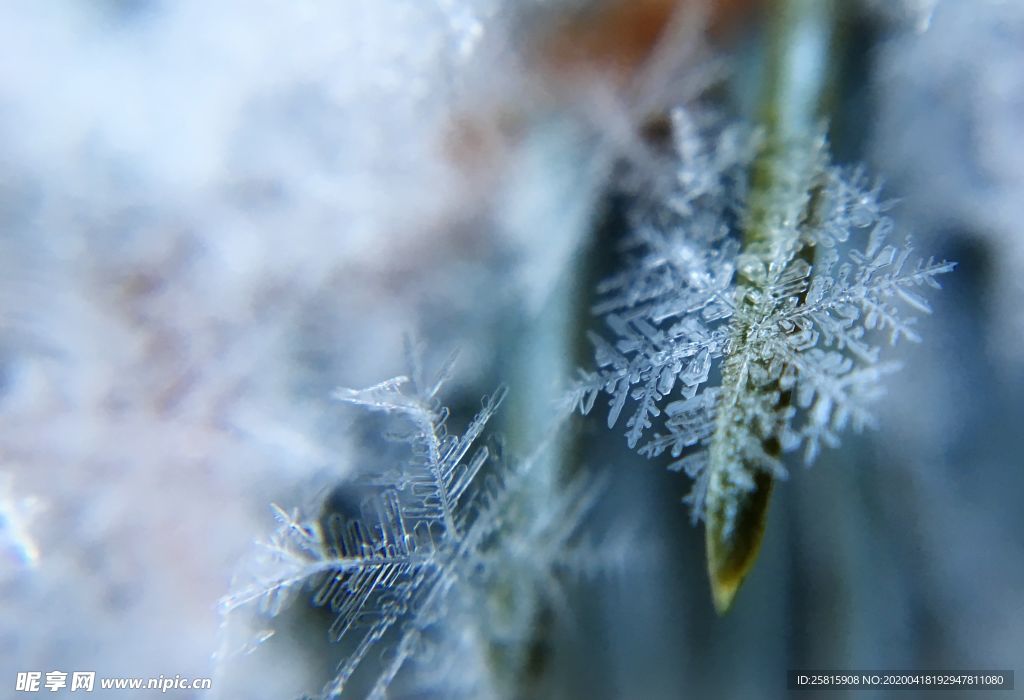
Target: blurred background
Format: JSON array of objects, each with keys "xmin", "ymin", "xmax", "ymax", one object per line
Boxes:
[{"xmin": 1, "ymin": 0, "xmax": 1021, "ymax": 698}]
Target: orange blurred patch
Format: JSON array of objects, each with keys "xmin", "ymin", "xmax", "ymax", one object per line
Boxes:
[
  {"xmin": 441, "ymin": 0, "xmax": 763, "ymax": 197},
  {"xmin": 538, "ymin": 0, "xmax": 761, "ymax": 86}
]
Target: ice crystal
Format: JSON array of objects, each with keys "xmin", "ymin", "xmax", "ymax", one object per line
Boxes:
[
  {"xmin": 220, "ymin": 352, "xmax": 609, "ymax": 699},
  {"xmin": 573, "ymin": 109, "xmax": 954, "ymax": 523}
]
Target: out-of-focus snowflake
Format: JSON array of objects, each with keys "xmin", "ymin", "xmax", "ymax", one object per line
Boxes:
[
  {"xmin": 873, "ymin": 0, "xmax": 1024, "ymax": 369},
  {"xmin": 0, "ymin": 472, "xmax": 43, "ymax": 574}
]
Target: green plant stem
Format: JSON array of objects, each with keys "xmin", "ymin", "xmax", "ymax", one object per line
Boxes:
[{"xmin": 705, "ymin": 0, "xmax": 839, "ymax": 615}]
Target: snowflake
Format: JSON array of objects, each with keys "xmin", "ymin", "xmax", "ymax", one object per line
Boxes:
[
  {"xmin": 573, "ymin": 108, "xmax": 954, "ymax": 526},
  {"xmin": 220, "ymin": 349, "xmax": 613, "ymax": 699}
]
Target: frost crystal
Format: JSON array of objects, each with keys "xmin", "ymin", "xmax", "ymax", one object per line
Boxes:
[
  {"xmin": 220, "ymin": 353, "xmax": 608, "ymax": 699},
  {"xmin": 574, "ymin": 110, "xmax": 954, "ymax": 524}
]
